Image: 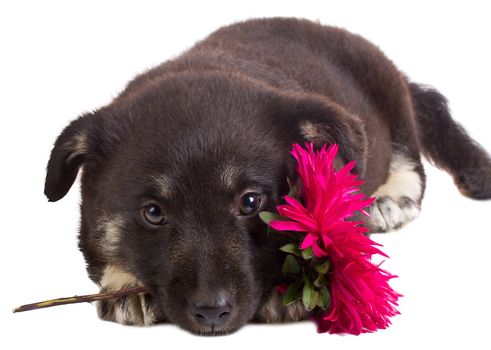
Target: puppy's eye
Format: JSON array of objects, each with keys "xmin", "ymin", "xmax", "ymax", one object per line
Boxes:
[
  {"xmin": 141, "ymin": 202, "xmax": 167, "ymax": 226},
  {"xmin": 239, "ymin": 192, "xmax": 262, "ymax": 216}
]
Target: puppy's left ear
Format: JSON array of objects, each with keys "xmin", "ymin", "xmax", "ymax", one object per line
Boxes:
[{"xmin": 45, "ymin": 112, "xmax": 97, "ymax": 202}]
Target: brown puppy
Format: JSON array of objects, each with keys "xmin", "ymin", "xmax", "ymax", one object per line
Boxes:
[{"xmin": 45, "ymin": 18, "xmax": 491, "ymax": 335}]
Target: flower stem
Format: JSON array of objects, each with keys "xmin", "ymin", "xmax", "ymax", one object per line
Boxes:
[{"xmin": 13, "ymin": 286, "xmax": 148, "ymax": 313}]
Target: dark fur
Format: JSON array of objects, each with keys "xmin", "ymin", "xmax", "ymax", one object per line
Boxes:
[
  {"xmin": 409, "ymin": 83, "xmax": 491, "ymax": 199},
  {"xmin": 45, "ymin": 18, "xmax": 491, "ymax": 335}
]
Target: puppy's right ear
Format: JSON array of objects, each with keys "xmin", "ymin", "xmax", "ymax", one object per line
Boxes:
[{"xmin": 45, "ymin": 113, "xmax": 96, "ymax": 202}]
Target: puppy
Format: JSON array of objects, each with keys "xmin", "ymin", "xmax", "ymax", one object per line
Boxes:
[{"xmin": 45, "ymin": 18, "xmax": 491, "ymax": 335}]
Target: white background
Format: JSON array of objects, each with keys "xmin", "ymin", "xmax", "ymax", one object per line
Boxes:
[{"xmin": 1, "ymin": 1, "xmax": 490, "ymax": 349}]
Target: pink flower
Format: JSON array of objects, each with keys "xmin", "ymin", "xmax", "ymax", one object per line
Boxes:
[{"xmin": 269, "ymin": 143, "xmax": 401, "ymax": 335}]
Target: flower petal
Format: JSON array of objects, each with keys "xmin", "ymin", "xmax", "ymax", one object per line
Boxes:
[
  {"xmin": 300, "ymin": 233, "xmax": 316, "ymax": 250},
  {"xmin": 269, "ymin": 220, "xmax": 308, "ymax": 232}
]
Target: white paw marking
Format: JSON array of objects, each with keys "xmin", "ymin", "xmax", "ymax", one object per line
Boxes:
[
  {"xmin": 374, "ymin": 154, "xmax": 422, "ymax": 200},
  {"xmin": 370, "ymin": 154, "xmax": 422, "ymax": 232},
  {"xmin": 374, "ymin": 197, "xmax": 419, "ymax": 231}
]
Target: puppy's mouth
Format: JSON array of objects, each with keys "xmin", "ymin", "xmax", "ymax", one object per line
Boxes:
[{"xmin": 188, "ymin": 324, "xmax": 238, "ymax": 336}]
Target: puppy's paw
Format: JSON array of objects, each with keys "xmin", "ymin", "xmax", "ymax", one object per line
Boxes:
[
  {"xmin": 96, "ymin": 264, "xmax": 162, "ymax": 326},
  {"xmin": 97, "ymin": 291, "xmax": 159, "ymax": 326},
  {"xmin": 455, "ymin": 166, "xmax": 491, "ymax": 200},
  {"xmin": 368, "ymin": 196, "xmax": 420, "ymax": 233},
  {"xmin": 367, "ymin": 153, "xmax": 424, "ymax": 233},
  {"xmin": 254, "ymin": 290, "xmax": 311, "ymax": 323}
]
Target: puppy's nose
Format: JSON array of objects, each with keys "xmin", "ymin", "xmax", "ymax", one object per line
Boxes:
[{"xmin": 190, "ymin": 297, "xmax": 232, "ymax": 328}]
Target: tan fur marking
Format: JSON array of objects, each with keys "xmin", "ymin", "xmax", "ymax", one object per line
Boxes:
[
  {"xmin": 64, "ymin": 133, "xmax": 88, "ymax": 162},
  {"xmin": 255, "ymin": 290, "xmax": 283, "ymax": 323},
  {"xmin": 139, "ymin": 293, "xmax": 159, "ymax": 326},
  {"xmin": 95, "ymin": 215, "xmax": 124, "ymax": 257},
  {"xmin": 100, "ymin": 265, "xmax": 141, "ymax": 291},
  {"xmin": 299, "ymin": 121, "xmax": 319, "ymax": 140},
  {"xmin": 284, "ymin": 300, "xmax": 310, "ymax": 322},
  {"xmin": 152, "ymin": 175, "xmax": 173, "ymax": 198},
  {"xmin": 114, "ymin": 296, "xmax": 144, "ymax": 325},
  {"xmin": 221, "ymin": 164, "xmax": 240, "ymax": 189},
  {"xmin": 255, "ymin": 290, "xmax": 311, "ymax": 323}
]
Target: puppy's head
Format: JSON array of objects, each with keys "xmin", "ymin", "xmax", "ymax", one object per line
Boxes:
[{"xmin": 45, "ymin": 73, "xmax": 365, "ymax": 334}]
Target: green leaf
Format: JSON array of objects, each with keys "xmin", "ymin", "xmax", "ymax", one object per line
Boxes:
[
  {"xmin": 301, "ymin": 247, "xmax": 313, "ymax": 260},
  {"xmin": 282, "ymin": 280, "xmax": 303, "ymax": 306},
  {"xmin": 288, "ymin": 187, "xmax": 297, "ymax": 197},
  {"xmin": 286, "ymin": 178, "xmax": 297, "ymax": 198},
  {"xmin": 259, "ymin": 211, "xmax": 282, "ymax": 225},
  {"xmin": 314, "ymin": 260, "xmax": 331, "ymax": 274},
  {"xmin": 279, "ymin": 243, "xmax": 301, "ymax": 256},
  {"xmin": 302, "ymin": 282, "xmax": 319, "ymax": 311},
  {"xmin": 282, "ymin": 255, "xmax": 301, "ymax": 276},
  {"xmin": 317, "ymin": 287, "xmax": 331, "ymax": 309}
]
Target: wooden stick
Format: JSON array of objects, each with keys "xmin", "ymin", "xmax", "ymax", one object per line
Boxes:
[{"xmin": 13, "ymin": 286, "xmax": 148, "ymax": 313}]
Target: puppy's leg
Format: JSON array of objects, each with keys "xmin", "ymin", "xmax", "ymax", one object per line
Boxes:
[
  {"xmin": 367, "ymin": 153, "xmax": 425, "ymax": 233},
  {"xmin": 96, "ymin": 265, "xmax": 162, "ymax": 326}
]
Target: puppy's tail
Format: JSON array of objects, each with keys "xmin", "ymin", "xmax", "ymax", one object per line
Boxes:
[{"xmin": 409, "ymin": 83, "xmax": 491, "ymax": 199}]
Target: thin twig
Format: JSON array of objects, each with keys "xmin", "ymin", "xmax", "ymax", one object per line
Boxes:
[{"xmin": 13, "ymin": 286, "xmax": 148, "ymax": 313}]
